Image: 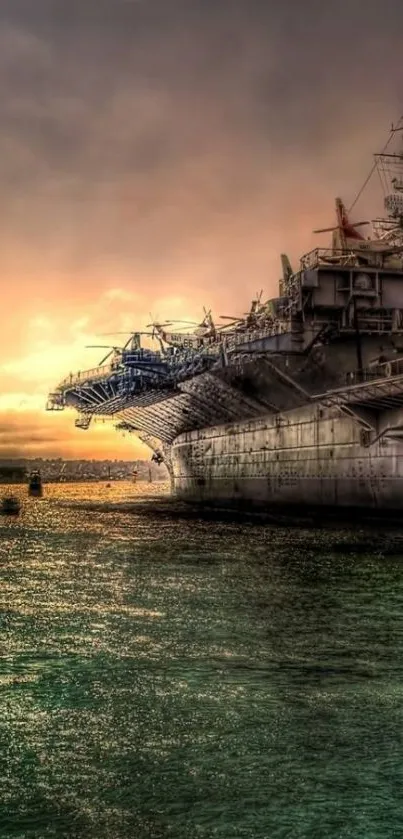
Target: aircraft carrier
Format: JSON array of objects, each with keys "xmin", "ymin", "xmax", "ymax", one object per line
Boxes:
[{"xmin": 47, "ymin": 121, "xmax": 403, "ymax": 511}]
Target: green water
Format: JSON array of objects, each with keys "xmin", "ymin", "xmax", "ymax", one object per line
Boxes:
[{"xmin": 1, "ymin": 482, "xmax": 403, "ymax": 838}]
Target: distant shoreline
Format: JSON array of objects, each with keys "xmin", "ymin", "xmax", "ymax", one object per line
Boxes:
[{"xmin": 0, "ymin": 477, "xmax": 166, "ymax": 484}]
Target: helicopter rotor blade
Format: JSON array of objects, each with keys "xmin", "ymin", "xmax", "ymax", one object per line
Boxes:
[
  {"xmin": 167, "ymin": 325, "xmax": 197, "ymax": 332},
  {"xmin": 146, "ymin": 320, "xmax": 198, "ymax": 328},
  {"xmin": 218, "ymin": 320, "xmax": 240, "ymax": 329},
  {"xmin": 123, "ymin": 335, "xmax": 133, "ymax": 350},
  {"xmin": 314, "ymin": 220, "xmax": 370, "ymax": 234},
  {"xmin": 86, "ymin": 344, "xmax": 123, "ymax": 365},
  {"xmin": 99, "ymin": 351, "xmax": 113, "ymax": 365},
  {"xmin": 145, "ymin": 321, "xmax": 173, "ymax": 328},
  {"xmin": 313, "ymin": 226, "xmax": 338, "ymax": 234}
]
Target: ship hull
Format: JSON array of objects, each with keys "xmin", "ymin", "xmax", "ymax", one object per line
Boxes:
[{"xmin": 170, "ymin": 404, "xmax": 403, "ymax": 510}]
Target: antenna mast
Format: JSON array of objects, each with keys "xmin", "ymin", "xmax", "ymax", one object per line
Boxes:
[{"xmin": 373, "ymin": 120, "xmax": 403, "ymax": 244}]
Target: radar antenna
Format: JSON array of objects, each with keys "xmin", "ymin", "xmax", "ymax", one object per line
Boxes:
[{"xmin": 373, "ymin": 123, "xmax": 403, "ymax": 245}]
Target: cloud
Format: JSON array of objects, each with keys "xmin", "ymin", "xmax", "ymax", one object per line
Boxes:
[
  {"xmin": 0, "ymin": 0, "xmax": 403, "ymax": 456},
  {"xmin": 0, "ymin": 406, "xmax": 149, "ymax": 459}
]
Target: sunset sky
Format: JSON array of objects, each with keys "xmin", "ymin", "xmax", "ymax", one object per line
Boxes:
[{"xmin": 0, "ymin": 0, "xmax": 402, "ymax": 460}]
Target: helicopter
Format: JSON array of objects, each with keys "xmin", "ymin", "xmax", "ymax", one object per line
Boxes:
[
  {"xmin": 86, "ymin": 331, "xmax": 157, "ymax": 366},
  {"xmin": 219, "ymin": 290, "xmax": 269, "ymax": 330},
  {"xmin": 146, "ymin": 308, "xmax": 217, "ymax": 349}
]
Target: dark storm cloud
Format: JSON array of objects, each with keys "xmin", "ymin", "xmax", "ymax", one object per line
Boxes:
[
  {"xmin": 0, "ymin": 423, "xmax": 60, "ymax": 444},
  {"xmin": 2, "ymin": 0, "xmax": 402, "ymax": 184},
  {"xmin": 0, "ymin": 2, "xmax": 401, "ymax": 193},
  {"xmin": 0, "ymin": 408, "xmax": 147, "ymax": 458},
  {"xmin": 0, "ymin": 0, "xmax": 401, "ymax": 293}
]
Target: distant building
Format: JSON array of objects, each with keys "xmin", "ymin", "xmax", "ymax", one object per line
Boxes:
[
  {"xmin": 0, "ymin": 464, "xmax": 27, "ymax": 483},
  {"xmin": 0, "ymin": 458, "xmax": 167, "ymax": 482}
]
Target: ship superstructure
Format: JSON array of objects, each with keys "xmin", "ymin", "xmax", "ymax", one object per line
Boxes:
[{"xmin": 47, "ymin": 122, "xmax": 403, "ymax": 509}]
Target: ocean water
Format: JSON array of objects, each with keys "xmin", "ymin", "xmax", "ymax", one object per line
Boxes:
[{"xmin": 1, "ymin": 481, "xmax": 403, "ymax": 838}]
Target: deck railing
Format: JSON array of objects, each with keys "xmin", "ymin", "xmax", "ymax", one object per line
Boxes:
[
  {"xmin": 223, "ymin": 325, "xmax": 287, "ymax": 350},
  {"xmin": 299, "ymin": 247, "xmax": 383, "ymax": 270},
  {"xmin": 57, "ymin": 363, "xmax": 115, "ymax": 389},
  {"xmin": 54, "ymin": 331, "xmax": 289, "ymax": 389}
]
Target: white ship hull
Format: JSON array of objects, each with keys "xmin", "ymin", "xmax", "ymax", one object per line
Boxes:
[{"xmin": 170, "ymin": 405, "xmax": 403, "ymax": 510}]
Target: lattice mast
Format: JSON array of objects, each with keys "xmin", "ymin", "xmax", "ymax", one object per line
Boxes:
[{"xmin": 373, "ymin": 122, "xmax": 403, "ymax": 244}]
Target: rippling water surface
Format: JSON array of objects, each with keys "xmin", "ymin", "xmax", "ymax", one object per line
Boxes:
[{"xmin": 1, "ymin": 481, "xmax": 403, "ymax": 838}]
